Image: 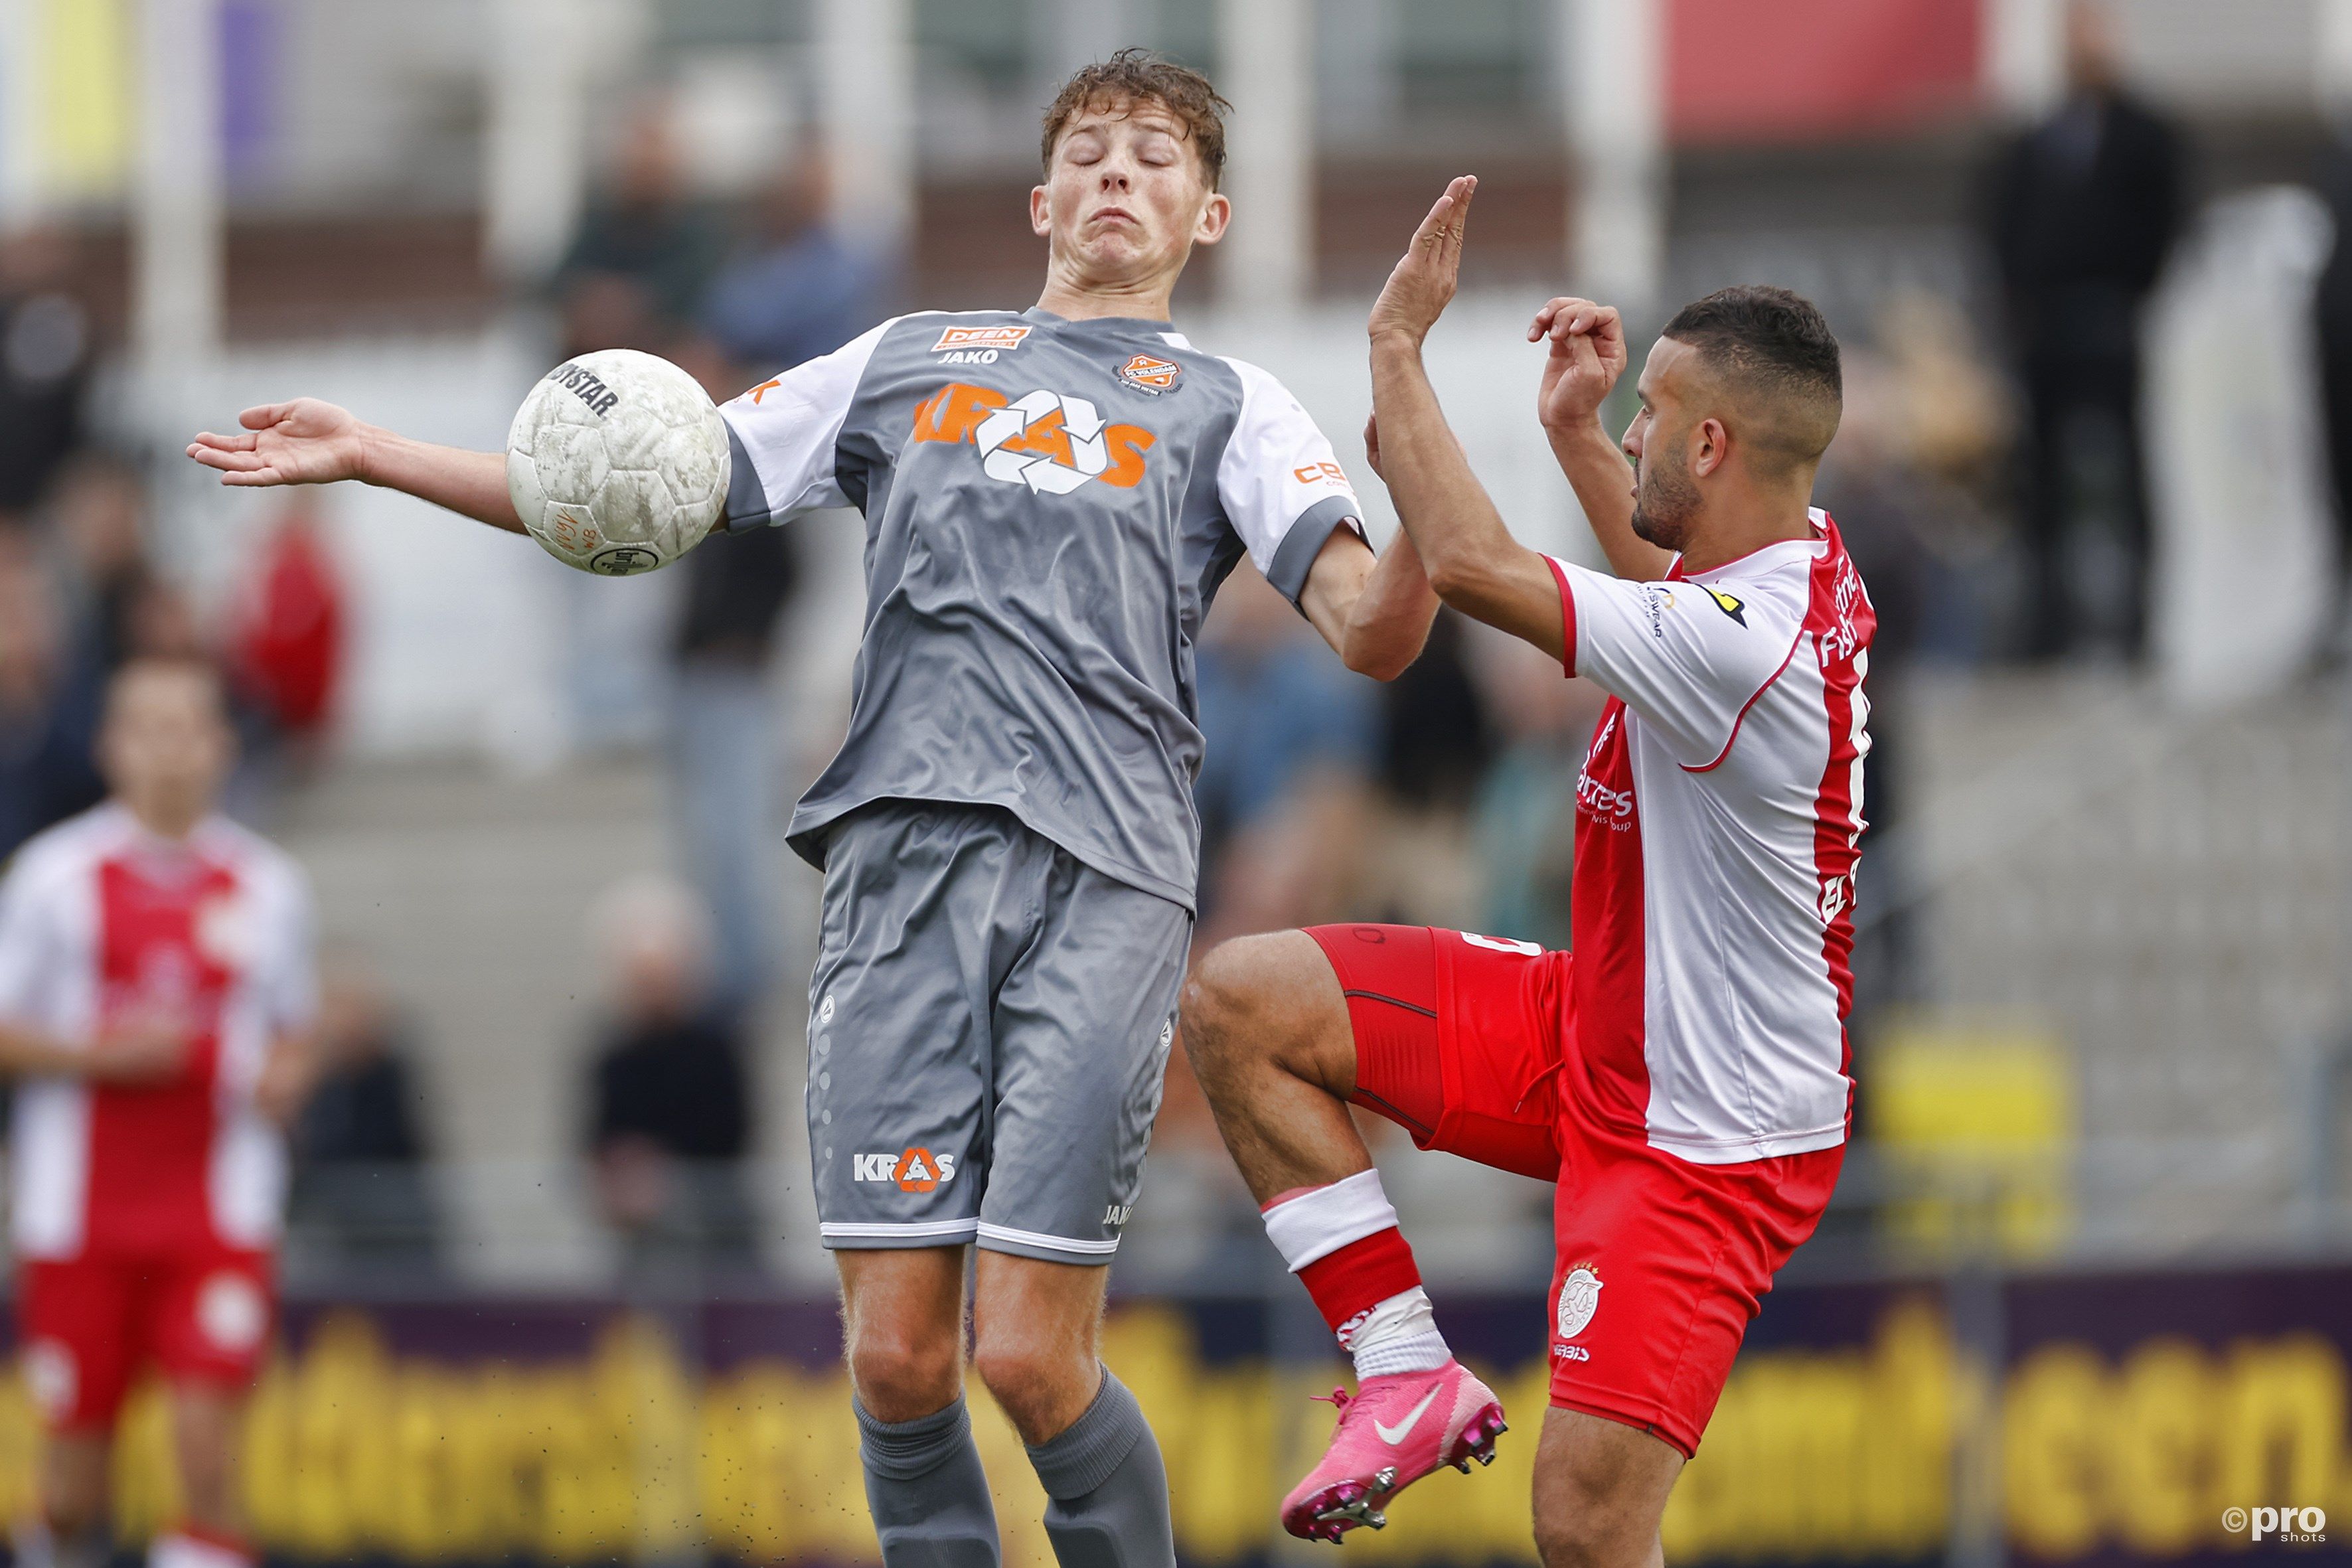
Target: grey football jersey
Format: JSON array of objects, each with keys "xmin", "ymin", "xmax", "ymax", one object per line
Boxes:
[{"xmin": 719, "ymin": 307, "xmax": 1364, "ymax": 909}]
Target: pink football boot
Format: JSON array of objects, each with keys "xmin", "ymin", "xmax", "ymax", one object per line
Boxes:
[{"xmin": 1281, "ymin": 1360, "xmax": 1508, "ymax": 1541}]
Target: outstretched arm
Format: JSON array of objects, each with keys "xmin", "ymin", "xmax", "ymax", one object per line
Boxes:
[
  {"xmin": 0, "ymin": 1018, "xmax": 185, "ymax": 1083},
  {"xmin": 1364, "ymin": 176, "xmax": 1569, "ymax": 661},
  {"xmin": 1530, "ymin": 299, "xmax": 1673, "ymax": 582},
  {"xmin": 187, "ymin": 399, "xmax": 524, "ymax": 533}
]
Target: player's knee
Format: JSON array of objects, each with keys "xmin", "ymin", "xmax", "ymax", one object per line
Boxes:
[
  {"xmin": 40, "ymin": 1438, "xmax": 108, "ymax": 1537},
  {"xmin": 1180, "ymin": 935, "xmax": 1297, "ymax": 1085},
  {"xmin": 1531, "ymin": 1487, "xmax": 1652, "ymax": 1568},
  {"xmin": 970, "ymin": 1330, "xmax": 1090, "ymax": 1435},
  {"xmin": 846, "ymin": 1319, "xmax": 962, "ymax": 1422},
  {"xmin": 175, "ymin": 1451, "xmax": 236, "ymax": 1531},
  {"xmin": 1532, "ymin": 1512, "xmax": 1605, "ymax": 1568},
  {"xmin": 40, "ymin": 1478, "xmax": 104, "ymax": 1540}
]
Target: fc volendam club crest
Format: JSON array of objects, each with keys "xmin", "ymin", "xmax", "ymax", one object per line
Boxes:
[{"xmin": 1117, "ymin": 353, "xmax": 1182, "ymax": 395}]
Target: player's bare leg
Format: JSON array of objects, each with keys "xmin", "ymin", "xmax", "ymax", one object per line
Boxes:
[
  {"xmin": 973, "ymin": 1252, "xmax": 1175, "ymax": 1568},
  {"xmin": 839, "ymin": 1248, "xmax": 967, "ymax": 1419},
  {"xmin": 1183, "ymin": 933, "xmax": 1506, "ymax": 1540},
  {"xmin": 141, "ymin": 1385, "xmax": 264, "ymax": 1568},
  {"xmin": 836, "ymin": 1248, "xmax": 1000, "ymax": 1568},
  {"xmin": 167, "ymin": 1385, "xmax": 248, "ymax": 1540},
  {"xmin": 1529, "ymin": 1408, "xmax": 1682, "ymax": 1568},
  {"xmin": 23, "ymin": 1433, "xmax": 109, "ymax": 1568},
  {"xmin": 970, "ymin": 1252, "xmax": 1109, "ymax": 1441},
  {"xmin": 1181, "ymin": 932, "xmax": 1373, "ymax": 1200}
]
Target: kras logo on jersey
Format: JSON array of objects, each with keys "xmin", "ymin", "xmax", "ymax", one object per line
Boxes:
[{"xmin": 911, "ymin": 382, "xmax": 1156, "ymax": 495}]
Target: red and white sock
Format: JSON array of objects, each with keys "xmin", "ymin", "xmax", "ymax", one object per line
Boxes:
[
  {"xmin": 148, "ymin": 1526, "xmax": 254, "ymax": 1568},
  {"xmin": 1262, "ymin": 1168, "xmax": 1450, "ymax": 1378}
]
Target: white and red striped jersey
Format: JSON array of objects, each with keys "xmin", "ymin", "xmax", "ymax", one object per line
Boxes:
[
  {"xmin": 0, "ymin": 805, "xmax": 316, "ymax": 1258},
  {"xmin": 1547, "ymin": 509, "xmax": 1871, "ymax": 1164}
]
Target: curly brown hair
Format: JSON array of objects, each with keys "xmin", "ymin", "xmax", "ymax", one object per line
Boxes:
[{"xmin": 1040, "ymin": 48, "xmax": 1230, "ymax": 190}]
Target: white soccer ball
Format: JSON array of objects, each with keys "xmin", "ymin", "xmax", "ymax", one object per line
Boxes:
[{"xmin": 505, "ymin": 349, "xmax": 730, "ymax": 576}]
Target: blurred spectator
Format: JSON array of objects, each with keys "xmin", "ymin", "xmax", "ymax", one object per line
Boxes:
[
  {"xmin": 1986, "ymin": 0, "xmax": 2183, "ymax": 664},
  {"xmin": 551, "ymin": 101, "xmax": 723, "ymax": 358},
  {"xmin": 230, "ymin": 500, "xmax": 346, "ymax": 760},
  {"xmin": 1376, "ymin": 609, "xmax": 1495, "ymax": 812},
  {"xmin": 583, "ymin": 877, "xmax": 755, "ymax": 1270},
  {"xmin": 0, "ymin": 536, "xmax": 103, "ymax": 858},
  {"xmin": 287, "ymin": 955, "xmax": 440, "ymax": 1271},
  {"xmin": 48, "ymin": 453, "xmax": 155, "ymax": 680},
  {"xmin": 700, "ymin": 144, "xmax": 888, "ymax": 372},
  {"xmin": 1347, "ymin": 609, "xmax": 1496, "ymax": 932},
  {"xmin": 653, "ymin": 147, "xmax": 888, "ymax": 1017},
  {"xmin": 1470, "ymin": 641, "xmax": 1602, "ymax": 951},
  {"xmin": 1866, "ymin": 292, "xmax": 2016, "ymax": 663},
  {"xmin": 16, "ymin": 457, "xmax": 289, "ymax": 831},
  {"xmin": 661, "ymin": 507, "xmax": 797, "ymax": 1016},
  {"xmin": 1816, "ymin": 353, "xmax": 1939, "ymax": 1021},
  {"xmin": 1193, "ymin": 565, "xmax": 1378, "ymax": 943},
  {"xmin": 0, "ymin": 226, "xmax": 92, "ymax": 523},
  {"xmin": 2312, "ymin": 127, "xmax": 2352, "ymax": 648}
]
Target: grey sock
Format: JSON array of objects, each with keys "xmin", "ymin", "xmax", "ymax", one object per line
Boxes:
[
  {"xmin": 856, "ymin": 1394, "xmax": 1002, "ymax": 1568},
  {"xmin": 1023, "ymin": 1369, "xmax": 1175, "ymax": 1568}
]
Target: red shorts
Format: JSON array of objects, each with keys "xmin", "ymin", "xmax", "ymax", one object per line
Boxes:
[
  {"xmin": 17, "ymin": 1248, "xmax": 276, "ymax": 1431},
  {"xmin": 1307, "ymin": 923, "xmax": 1843, "ymax": 1457}
]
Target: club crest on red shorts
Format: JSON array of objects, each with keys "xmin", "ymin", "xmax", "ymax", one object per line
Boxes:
[{"xmin": 1556, "ymin": 1263, "xmax": 1603, "ymax": 1340}]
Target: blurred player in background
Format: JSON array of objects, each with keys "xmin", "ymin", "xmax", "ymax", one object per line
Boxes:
[
  {"xmin": 185, "ymin": 49, "xmax": 1439, "ymax": 1568},
  {"xmin": 0, "ymin": 659, "xmax": 318, "ymax": 1568},
  {"xmin": 1185, "ymin": 181, "xmax": 1872, "ymax": 1559}
]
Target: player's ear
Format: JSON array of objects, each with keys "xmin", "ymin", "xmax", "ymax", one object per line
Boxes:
[
  {"xmin": 1193, "ymin": 191, "xmax": 1231, "ymax": 247},
  {"xmin": 1030, "ymin": 184, "xmax": 1053, "ymax": 239},
  {"xmin": 1693, "ymin": 416, "xmax": 1731, "ymax": 479}
]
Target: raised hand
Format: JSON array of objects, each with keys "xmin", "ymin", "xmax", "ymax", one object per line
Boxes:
[
  {"xmin": 187, "ymin": 398, "xmax": 372, "ymax": 488},
  {"xmin": 1529, "ymin": 297, "xmax": 1628, "ymax": 435},
  {"xmin": 1368, "ymin": 175, "xmax": 1477, "ymax": 349}
]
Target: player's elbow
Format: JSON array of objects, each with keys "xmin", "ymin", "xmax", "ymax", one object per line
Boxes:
[
  {"xmin": 1341, "ymin": 635, "xmax": 1417, "ymax": 682},
  {"xmin": 1422, "ymin": 548, "xmax": 1491, "ymax": 612}
]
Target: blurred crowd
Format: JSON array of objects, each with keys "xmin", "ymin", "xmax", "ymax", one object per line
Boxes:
[
  {"xmin": 9, "ymin": 0, "xmax": 2352, "ymax": 1276},
  {"xmin": 0, "ymin": 98, "xmax": 896, "ymax": 1278}
]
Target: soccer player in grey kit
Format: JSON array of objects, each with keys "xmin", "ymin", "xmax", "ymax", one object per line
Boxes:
[{"xmin": 187, "ymin": 53, "xmax": 1441, "ymax": 1568}]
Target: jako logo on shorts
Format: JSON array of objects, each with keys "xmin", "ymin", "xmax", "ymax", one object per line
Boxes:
[
  {"xmin": 911, "ymin": 382, "xmax": 1156, "ymax": 495},
  {"xmin": 854, "ymin": 1148, "xmax": 958, "ymax": 1191}
]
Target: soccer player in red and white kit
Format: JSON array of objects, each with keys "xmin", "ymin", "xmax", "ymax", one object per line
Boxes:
[
  {"xmin": 0, "ymin": 660, "xmax": 318, "ymax": 1568},
  {"xmin": 1183, "ymin": 178, "xmax": 1872, "ymax": 1561}
]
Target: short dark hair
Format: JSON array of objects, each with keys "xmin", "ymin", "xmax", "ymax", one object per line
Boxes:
[
  {"xmin": 1041, "ymin": 48, "xmax": 1230, "ymax": 191},
  {"xmin": 1660, "ymin": 286, "xmax": 1843, "ymax": 475}
]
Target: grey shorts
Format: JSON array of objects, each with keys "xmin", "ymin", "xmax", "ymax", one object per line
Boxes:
[{"xmin": 806, "ymin": 801, "xmax": 1192, "ymax": 1265}]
